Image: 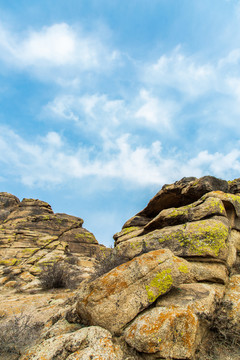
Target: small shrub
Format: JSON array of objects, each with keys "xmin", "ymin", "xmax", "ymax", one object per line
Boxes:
[
  {"xmin": 65, "ymin": 255, "xmax": 79, "ymax": 265},
  {"xmin": 232, "ymin": 260, "xmax": 240, "ymax": 274},
  {"xmin": 38, "ymin": 261, "xmax": 79, "ymax": 290},
  {"xmin": 90, "ymin": 249, "xmax": 130, "ymax": 281},
  {"xmin": 0, "ymin": 312, "xmax": 43, "ymax": 356},
  {"xmin": 2, "ymin": 267, "xmax": 12, "ymax": 275},
  {"xmin": 196, "ymin": 299, "xmax": 240, "ymax": 359}
]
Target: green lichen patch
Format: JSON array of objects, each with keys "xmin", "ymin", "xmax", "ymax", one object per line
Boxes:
[
  {"xmin": 178, "ymin": 220, "xmax": 229, "ymax": 257},
  {"xmin": 146, "ymin": 269, "xmax": 173, "ymax": 303},
  {"xmin": 0, "ymin": 258, "xmax": 21, "ymax": 266},
  {"xmin": 202, "ymin": 191, "xmax": 240, "ymax": 213},
  {"xmin": 36, "ymin": 236, "xmax": 58, "ymax": 246},
  {"xmin": 74, "ymin": 232, "xmax": 96, "ymax": 243},
  {"xmin": 21, "ymin": 248, "xmax": 39, "ymax": 256},
  {"xmin": 115, "ymin": 226, "xmax": 141, "ymax": 238}
]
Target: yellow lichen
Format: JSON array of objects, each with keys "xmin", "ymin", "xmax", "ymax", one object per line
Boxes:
[
  {"xmin": 146, "ymin": 269, "xmax": 173, "ymax": 303},
  {"xmin": 178, "ymin": 264, "xmax": 189, "ymax": 273}
]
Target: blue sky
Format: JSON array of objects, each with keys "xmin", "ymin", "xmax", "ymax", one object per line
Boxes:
[{"xmin": 0, "ymin": 0, "xmax": 240, "ymax": 246}]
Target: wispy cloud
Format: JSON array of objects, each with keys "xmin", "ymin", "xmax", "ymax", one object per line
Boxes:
[
  {"xmin": 134, "ymin": 89, "xmax": 177, "ymax": 129},
  {"xmin": 0, "ymin": 126, "xmax": 239, "ymax": 188},
  {"xmin": 143, "ymin": 47, "xmax": 215, "ymax": 98}
]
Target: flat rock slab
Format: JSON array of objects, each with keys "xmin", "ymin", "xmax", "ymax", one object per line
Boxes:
[
  {"xmin": 116, "ymin": 218, "xmax": 230, "ymax": 261},
  {"xmin": 156, "ymin": 283, "xmax": 223, "ymax": 315},
  {"xmin": 144, "ymin": 196, "xmax": 227, "ymax": 232},
  {"xmin": 76, "ymin": 249, "xmax": 193, "ymax": 335}
]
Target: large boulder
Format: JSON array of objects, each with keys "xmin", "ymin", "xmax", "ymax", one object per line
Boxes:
[
  {"xmin": 124, "ymin": 283, "xmax": 224, "ymax": 359},
  {"xmin": 0, "ymin": 192, "xmax": 20, "ymax": 221},
  {"xmin": 76, "ymin": 249, "xmax": 193, "ymax": 335},
  {"xmin": 124, "ymin": 306, "xmax": 200, "ymax": 359}
]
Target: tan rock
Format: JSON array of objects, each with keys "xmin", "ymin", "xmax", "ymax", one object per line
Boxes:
[
  {"xmin": 20, "ymin": 326, "xmax": 123, "ymax": 360},
  {"xmin": 231, "ymin": 229, "xmax": 240, "ymax": 252},
  {"xmin": 113, "ymin": 226, "xmax": 143, "ymax": 244},
  {"xmin": 202, "ymin": 191, "xmax": 240, "ymax": 229},
  {"xmin": 156, "ymin": 283, "xmax": 222, "ymax": 315},
  {"xmin": 223, "ymin": 274, "xmax": 240, "ymax": 328},
  {"xmin": 190, "ymin": 262, "xmax": 228, "ymax": 284},
  {"xmin": 76, "ymin": 249, "xmax": 193, "ymax": 335},
  {"xmin": 0, "ymin": 193, "xmax": 105, "ymax": 288},
  {"xmin": 124, "ymin": 306, "xmax": 200, "ymax": 359},
  {"xmin": 0, "ymin": 192, "xmax": 20, "ymax": 222},
  {"xmin": 116, "ymin": 218, "xmax": 230, "ymax": 261}
]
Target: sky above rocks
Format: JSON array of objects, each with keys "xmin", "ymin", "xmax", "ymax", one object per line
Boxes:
[{"xmin": 0, "ymin": 0, "xmax": 240, "ymax": 246}]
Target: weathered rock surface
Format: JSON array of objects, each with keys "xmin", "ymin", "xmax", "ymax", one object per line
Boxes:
[
  {"xmin": 124, "ymin": 306, "xmax": 200, "ymax": 359},
  {"xmin": 122, "ymin": 176, "xmax": 228, "ymax": 229},
  {"xmin": 76, "ymin": 249, "xmax": 193, "ymax": 335},
  {"xmin": 110, "ymin": 176, "xmax": 240, "ymax": 359},
  {"xmin": 223, "ymin": 274, "xmax": 240, "ymax": 329},
  {"xmin": 20, "ymin": 326, "xmax": 123, "ymax": 360},
  {"xmin": 2, "ymin": 176, "xmax": 240, "ymax": 360},
  {"xmin": 0, "ymin": 193, "xmax": 106, "ymax": 291}
]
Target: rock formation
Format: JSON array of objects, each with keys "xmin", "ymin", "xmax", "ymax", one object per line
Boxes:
[
  {"xmin": 1, "ymin": 176, "xmax": 240, "ymax": 360},
  {"xmin": 0, "ymin": 193, "xmax": 106, "ymax": 291}
]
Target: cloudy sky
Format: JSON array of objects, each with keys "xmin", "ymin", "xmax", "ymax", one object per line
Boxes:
[{"xmin": 0, "ymin": 0, "xmax": 240, "ymax": 246}]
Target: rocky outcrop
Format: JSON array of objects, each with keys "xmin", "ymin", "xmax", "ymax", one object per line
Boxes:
[
  {"xmin": 107, "ymin": 176, "xmax": 240, "ymax": 359},
  {"xmin": 0, "ymin": 193, "xmax": 106, "ymax": 291},
  {"xmin": 2, "ymin": 176, "xmax": 240, "ymax": 360}
]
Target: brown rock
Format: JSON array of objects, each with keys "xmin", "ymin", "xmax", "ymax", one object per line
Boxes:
[
  {"xmin": 228, "ymin": 178, "xmax": 240, "ymax": 194},
  {"xmin": 0, "ymin": 192, "xmax": 20, "ymax": 222},
  {"xmin": 121, "ymin": 176, "xmax": 228, "ymax": 229},
  {"xmin": 144, "ymin": 196, "xmax": 227, "ymax": 232}
]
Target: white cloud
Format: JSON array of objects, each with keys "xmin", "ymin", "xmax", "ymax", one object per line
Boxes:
[
  {"xmin": 0, "ymin": 22, "xmax": 119, "ymax": 82},
  {"xmin": 144, "ymin": 48, "xmax": 215, "ymax": 98},
  {"xmin": 21, "ymin": 24, "xmax": 76, "ymax": 66},
  {"xmin": 135, "ymin": 89, "xmax": 177, "ymax": 129},
  {"xmin": 44, "ymin": 94, "xmax": 125, "ymax": 135},
  {"xmin": 0, "ymin": 126, "xmax": 239, "ymax": 188},
  {"xmin": 44, "ymin": 89, "xmax": 179, "ymax": 138},
  {"xmin": 218, "ymin": 49, "xmax": 240, "ymax": 68}
]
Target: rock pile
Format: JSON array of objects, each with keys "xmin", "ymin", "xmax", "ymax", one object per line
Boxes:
[
  {"xmin": 2, "ymin": 176, "xmax": 240, "ymax": 360},
  {"xmin": 76, "ymin": 176, "xmax": 240, "ymax": 359}
]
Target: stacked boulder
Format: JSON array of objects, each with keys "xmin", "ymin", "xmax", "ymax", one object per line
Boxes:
[
  {"xmin": 0, "ymin": 193, "xmax": 106, "ymax": 291},
  {"xmin": 76, "ymin": 176, "xmax": 240, "ymax": 359}
]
